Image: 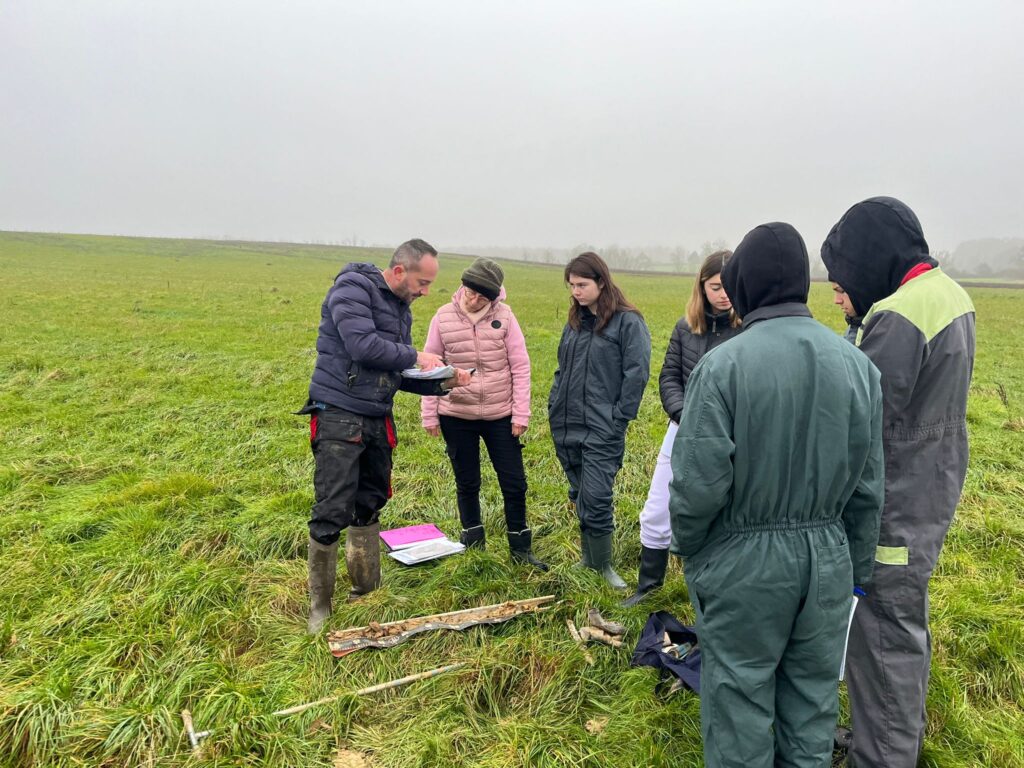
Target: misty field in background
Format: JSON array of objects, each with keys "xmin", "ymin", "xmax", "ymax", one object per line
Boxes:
[{"xmin": 1, "ymin": 232, "xmax": 1021, "ymax": 767}]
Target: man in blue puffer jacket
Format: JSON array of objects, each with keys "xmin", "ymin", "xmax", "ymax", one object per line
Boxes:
[{"xmin": 300, "ymin": 238, "xmax": 471, "ymax": 632}]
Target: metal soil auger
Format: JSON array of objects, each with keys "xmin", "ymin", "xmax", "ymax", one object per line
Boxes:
[
  {"xmin": 180, "ymin": 596, "xmax": 555, "ymax": 752},
  {"xmin": 326, "ymin": 595, "xmax": 557, "ymax": 656},
  {"xmin": 180, "ymin": 663, "xmax": 466, "ymax": 753}
]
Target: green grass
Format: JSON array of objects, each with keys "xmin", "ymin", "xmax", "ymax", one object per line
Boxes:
[{"xmin": 1, "ymin": 231, "xmax": 1022, "ymax": 767}]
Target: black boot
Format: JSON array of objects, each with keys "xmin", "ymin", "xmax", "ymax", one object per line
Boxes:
[
  {"xmin": 307, "ymin": 537, "xmax": 338, "ymax": 634},
  {"xmin": 582, "ymin": 531, "xmax": 627, "ymax": 590},
  {"xmin": 345, "ymin": 522, "xmax": 381, "ymax": 601},
  {"xmin": 460, "ymin": 524, "xmax": 486, "ymax": 549},
  {"xmin": 507, "ymin": 529, "xmax": 549, "ymax": 571},
  {"xmin": 621, "ymin": 546, "xmax": 670, "ymax": 607}
]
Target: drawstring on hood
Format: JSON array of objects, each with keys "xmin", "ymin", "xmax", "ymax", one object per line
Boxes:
[
  {"xmin": 820, "ymin": 196, "xmax": 938, "ymax": 318},
  {"xmin": 722, "ymin": 223, "xmax": 810, "ymax": 321}
]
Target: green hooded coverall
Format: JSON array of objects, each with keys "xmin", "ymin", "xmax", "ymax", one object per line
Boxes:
[{"xmin": 670, "ymin": 223, "xmax": 885, "ymax": 768}]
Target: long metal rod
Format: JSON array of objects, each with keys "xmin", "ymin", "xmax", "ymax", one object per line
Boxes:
[
  {"xmin": 182, "ymin": 663, "xmax": 466, "ymax": 750},
  {"xmin": 271, "ymin": 663, "xmax": 467, "ymax": 716},
  {"xmin": 328, "ymin": 596, "xmax": 555, "ymax": 640}
]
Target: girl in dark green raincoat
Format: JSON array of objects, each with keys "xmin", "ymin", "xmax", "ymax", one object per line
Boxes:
[{"xmin": 548, "ymin": 252, "xmax": 651, "ymax": 588}]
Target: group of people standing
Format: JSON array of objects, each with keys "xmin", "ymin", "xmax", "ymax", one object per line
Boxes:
[{"xmin": 299, "ymin": 196, "xmax": 976, "ymax": 768}]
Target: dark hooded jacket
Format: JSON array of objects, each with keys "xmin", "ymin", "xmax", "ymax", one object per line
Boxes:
[
  {"xmin": 669, "ymin": 222, "xmax": 884, "ymax": 586},
  {"xmin": 547, "ymin": 309, "xmax": 651, "ymax": 438},
  {"xmin": 307, "ymin": 262, "xmax": 446, "ymax": 417},
  {"xmin": 670, "ymin": 223, "xmax": 886, "ymax": 768},
  {"xmin": 820, "ymin": 197, "xmax": 975, "ymax": 581},
  {"xmin": 659, "ymin": 310, "xmax": 741, "ymax": 423},
  {"xmin": 821, "ymin": 196, "xmax": 936, "ymax": 319},
  {"xmin": 843, "ymin": 313, "xmax": 863, "ymax": 344}
]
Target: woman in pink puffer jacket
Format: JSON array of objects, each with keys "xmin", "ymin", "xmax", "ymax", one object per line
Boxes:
[{"xmin": 421, "ymin": 258, "xmax": 547, "ymax": 570}]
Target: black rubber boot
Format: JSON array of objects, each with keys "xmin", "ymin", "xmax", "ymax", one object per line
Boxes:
[
  {"xmin": 621, "ymin": 546, "xmax": 670, "ymax": 607},
  {"xmin": 307, "ymin": 537, "xmax": 339, "ymax": 634},
  {"xmin": 345, "ymin": 522, "xmax": 381, "ymax": 601},
  {"xmin": 460, "ymin": 524, "xmax": 486, "ymax": 550},
  {"xmin": 507, "ymin": 529, "xmax": 549, "ymax": 571},
  {"xmin": 832, "ymin": 726, "xmax": 853, "ymax": 766},
  {"xmin": 583, "ymin": 531, "xmax": 627, "ymax": 590}
]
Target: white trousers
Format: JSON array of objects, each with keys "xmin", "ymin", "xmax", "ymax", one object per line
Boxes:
[{"xmin": 639, "ymin": 420, "xmax": 677, "ymax": 549}]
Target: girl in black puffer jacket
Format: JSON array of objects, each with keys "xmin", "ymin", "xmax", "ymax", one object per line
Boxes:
[{"xmin": 623, "ymin": 250, "xmax": 742, "ymax": 606}]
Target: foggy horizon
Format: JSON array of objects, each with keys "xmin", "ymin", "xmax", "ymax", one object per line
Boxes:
[{"xmin": 2, "ymin": 2, "xmax": 1023, "ymax": 257}]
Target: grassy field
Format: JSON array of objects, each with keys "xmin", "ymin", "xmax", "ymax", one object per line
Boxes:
[{"xmin": 1, "ymin": 231, "xmax": 1022, "ymax": 767}]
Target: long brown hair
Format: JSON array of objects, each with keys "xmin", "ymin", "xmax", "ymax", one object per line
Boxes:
[
  {"xmin": 685, "ymin": 250, "xmax": 741, "ymax": 334},
  {"xmin": 564, "ymin": 252, "xmax": 641, "ymax": 333}
]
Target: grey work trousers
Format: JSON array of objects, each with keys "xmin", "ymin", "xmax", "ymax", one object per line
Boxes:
[{"xmin": 846, "ymin": 504, "xmax": 955, "ymax": 767}]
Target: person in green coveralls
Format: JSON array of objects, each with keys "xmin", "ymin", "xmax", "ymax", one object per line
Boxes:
[{"xmin": 669, "ymin": 222, "xmax": 885, "ymax": 768}]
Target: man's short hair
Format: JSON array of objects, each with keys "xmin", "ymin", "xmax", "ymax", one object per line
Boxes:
[{"xmin": 390, "ymin": 238, "xmax": 437, "ymax": 269}]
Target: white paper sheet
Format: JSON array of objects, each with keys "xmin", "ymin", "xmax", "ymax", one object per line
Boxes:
[
  {"xmin": 388, "ymin": 537, "xmax": 465, "ymax": 565},
  {"xmin": 401, "ymin": 365, "xmax": 455, "ymax": 380},
  {"xmin": 839, "ymin": 595, "xmax": 859, "ymax": 681}
]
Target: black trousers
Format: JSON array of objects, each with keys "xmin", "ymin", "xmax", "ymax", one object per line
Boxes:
[
  {"xmin": 308, "ymin": 407, "xmax": 396, "ymax": 545},
  {"xmin": 438, "ymin": 415, "xmax": 527, "ymax": 532},
  {"xmin": 551, "ymin": 424, "xmax": 626, "ymax": 536}
]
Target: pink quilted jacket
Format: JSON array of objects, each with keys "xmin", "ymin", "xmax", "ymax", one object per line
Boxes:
[{"xmin": 421, "ymin": 286, "xmax": 531, "ymax": 427}]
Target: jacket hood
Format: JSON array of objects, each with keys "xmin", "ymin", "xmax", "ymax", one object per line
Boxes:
[
  {"xmin": 721, "ymin": 223, "xmax": 810, "ymax": 319},
  {"xmin": 820, "ymin": 196, "xmax": 937, "ymax": 317},
  {"xmin": 338, "ymin": 262, "xmax": 389, "ymax": 289}
]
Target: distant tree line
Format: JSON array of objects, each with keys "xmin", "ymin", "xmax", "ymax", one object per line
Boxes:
[
  {"xmin": 459, "ymin": 240, "xmax": 840, "ymax": 280},
  {"xmin": 941, "ymin": 239, "xmax": 1024, "ymax": 280},
  {"xmin": 459, "ymin": 238, "xmax": 1023, "ymax": 281}
]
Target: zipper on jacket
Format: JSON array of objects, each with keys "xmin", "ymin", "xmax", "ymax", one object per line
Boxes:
[
  {"xmin": 562, "ymin": 331, "xmax": 579, "ymax": 427},
  {"xmin": 473, "ymin": 323, "xmax": 483, "ymax": 418},
  {"xmin": 581, "ymin": 327, "xmax": 592, "ymax": 428}
]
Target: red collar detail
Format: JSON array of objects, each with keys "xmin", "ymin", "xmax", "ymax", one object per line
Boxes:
[{"xmin": 900, "ymin": 263, "xmax": 933, "ymax": 286}]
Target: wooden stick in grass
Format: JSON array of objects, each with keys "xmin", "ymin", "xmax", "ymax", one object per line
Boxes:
[
  {"xmin": 566, "ymin": 620, "xmax": 595, "ymax": 665},
  {"xmin": 579, "ymin": 626, "xmax": 623, "ymax": 648}
]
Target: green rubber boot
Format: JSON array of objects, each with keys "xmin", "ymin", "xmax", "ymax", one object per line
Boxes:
[
  {"xmin": 307, "ymin": 537, "xmax": 339, "ymax": 634},
  {"xmin": 345, "ymin": 522, "xmax": 381, "ymax": 601},
  {"xmin": 584, "ymin": 531, "xmax": 627, "ymax": 590}
]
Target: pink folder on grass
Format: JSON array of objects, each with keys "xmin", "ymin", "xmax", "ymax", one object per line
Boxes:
[{"xmin": 379, "ymin": 523, "xmax": 447, "ymax": 550}]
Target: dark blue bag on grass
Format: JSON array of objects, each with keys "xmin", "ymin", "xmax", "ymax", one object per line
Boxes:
[{"xmin": 630, "ymin": 610, "xmax": 702, "ymax": 694}]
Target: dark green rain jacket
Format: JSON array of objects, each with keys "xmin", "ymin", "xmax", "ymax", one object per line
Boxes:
[{"xmin": 548, "ymin": 309, "xmax": 651, "ymax": 439}]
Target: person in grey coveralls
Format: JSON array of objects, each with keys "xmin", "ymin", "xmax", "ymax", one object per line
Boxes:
[{"xmin": 821, "ymin": 197, "xmax": 976, "ymax": 767}]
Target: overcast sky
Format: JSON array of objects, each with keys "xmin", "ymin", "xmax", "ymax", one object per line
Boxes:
[{"xmin": 2, "ymin": 1, "xmax": 1022, "ymax": 254}]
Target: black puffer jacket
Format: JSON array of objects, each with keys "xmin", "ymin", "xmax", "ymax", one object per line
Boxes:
[
  {"xmin": 308, "ymin": 262, "xmax": 444, "ymax": 416},
  {"xmin": 659, "ymin": 310, "xmax": 741, "ymax": 422}
]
